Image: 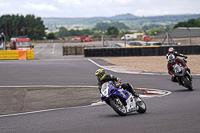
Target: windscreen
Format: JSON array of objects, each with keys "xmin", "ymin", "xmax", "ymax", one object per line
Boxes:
[{"xmin": 16, "ymin": 42, "xmax": 31, "ymax": 47}]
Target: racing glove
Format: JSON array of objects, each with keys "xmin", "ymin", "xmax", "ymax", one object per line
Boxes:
[
  {"xmin": 115, "ymin": 82, "xmax": 121, "ymax": 87},
  {"xmin": 117, "ymin": 77, "xmax": 121, "ymax": 82},
  {"xmin": 115, "ymin": 77, "xmax": 121, "ymax": 87},
  {"xmin": 184, "ymin": 56, "xmax": 188, "ymax": 59}
]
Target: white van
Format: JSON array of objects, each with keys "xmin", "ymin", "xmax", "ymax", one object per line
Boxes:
[{"xmin": 121, "ymin": 34, "xmax": 137, "ymax": 41}]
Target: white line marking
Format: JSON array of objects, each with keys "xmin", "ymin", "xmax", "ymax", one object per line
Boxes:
[
  {"xmin": 34, "ymin": 43, "xmax": 49, "ymax": 54},
  {"xmin": 52, "ymin": 43, "xmax": 55, "ymax": 54},
  {"xmin": 0, "ymin": 104, "xmax": 95, "ymax": 118},
  {"xmin": 88, "ymin": 58, "xmax": 154, "ymax": 74},
  {"xmin": 0, "ymin": 85, "xmax": 97, "ymax": 88}
]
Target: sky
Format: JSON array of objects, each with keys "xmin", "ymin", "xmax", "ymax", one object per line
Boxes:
[{"xmin": 0, "ymin": 0, "xmax": 200, "ymax": 18}]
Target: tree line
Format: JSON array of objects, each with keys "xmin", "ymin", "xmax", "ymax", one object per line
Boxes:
[
  {"xmin": 48, "ymin": 22, "xmax": 130, "ymax": 39},
  {"xmin": 173, "ymin": 18, "xmax": 200, "ymax": 28},
  {"xmin": 50, "ymin": 26, "xmax": 123, "ymax": 39},
  {"xmin": 0, "ymin": 14, "xmax": 46, "ymax": 40}
]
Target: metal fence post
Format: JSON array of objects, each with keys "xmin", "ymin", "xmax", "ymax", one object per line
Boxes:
[{"xmin": 122, "ymin": 30, "xmax": 126, "ymax": 47}]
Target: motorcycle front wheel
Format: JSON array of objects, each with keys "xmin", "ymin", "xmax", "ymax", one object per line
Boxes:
[
  {"xmin": 182, "ymin": 77, "xmax": 193, "ymax": 91},
  {"xmin": 110, "ymin": 97, "xmax": 127, "ymax": 116},
  {"xmin": 136, "ymin": 98, "xmax": 147, "ymax": 113}
]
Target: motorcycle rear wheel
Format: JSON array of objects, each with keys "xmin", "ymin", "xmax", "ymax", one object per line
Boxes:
[{"xmin": 110, "ymin": 97, "xmax": 127, "ymax": 116}]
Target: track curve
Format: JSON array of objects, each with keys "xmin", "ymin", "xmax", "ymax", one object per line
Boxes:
[{"xmin": 0, "ymin": 44, "xmax": 199, "ymax": 133}]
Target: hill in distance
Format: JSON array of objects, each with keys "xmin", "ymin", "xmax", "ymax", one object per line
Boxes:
[{"xmin": 42, "ymin": 13, "xmax": 200, "ymax": 30}]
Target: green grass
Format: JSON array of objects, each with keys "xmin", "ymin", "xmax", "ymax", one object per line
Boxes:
[{"xmin": 31, "ymin": 43, "xmax": 38, "ymax": 46}]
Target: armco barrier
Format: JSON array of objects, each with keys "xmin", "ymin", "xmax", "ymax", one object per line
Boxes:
[
  {"xmin": 84, "ymin": 45, "xmax": 200, "ymax": 57},
  {"xmin": 0, "ymin": 50, "xmax": 34, "ymax": 60}
]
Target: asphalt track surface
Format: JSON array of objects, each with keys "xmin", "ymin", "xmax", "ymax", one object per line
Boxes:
[{"xmin": 0, "ymin": 43, "xmax": 200, "ymax": 133}]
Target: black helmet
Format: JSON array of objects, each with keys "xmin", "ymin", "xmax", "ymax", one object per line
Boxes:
[
  {"xmin": 95, "ymin": 69, "xmax": 106, "ymax": 81},
  {"xmin": 168, "ymin": 54, "xmax": 175, "ymax": 63},
  {"xmin": 168, "ymin": 47, "xmax": 175, "ymax": 54}
]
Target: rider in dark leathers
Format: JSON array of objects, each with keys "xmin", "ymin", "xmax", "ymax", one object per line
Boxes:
[
  {"xmin": 167, "ymin": 55, "xmax": 190, "ymax": 84},
  {"xmin": 95, "ymin": 69, "xmax": 139, "ymax": 97}
]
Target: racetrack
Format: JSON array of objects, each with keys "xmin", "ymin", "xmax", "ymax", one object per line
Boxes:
[{"xmin": 0, "ymin": 43, "xmax": 200, "ymax": 133}]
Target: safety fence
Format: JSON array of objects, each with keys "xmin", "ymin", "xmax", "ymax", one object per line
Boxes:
[
  {"xmin": 84, "ymin": 45, "xmax": 200, "ymax": 57},
  {"xmin": 0, "ymin": 50, "xmax": 34, "ymax": 60}
]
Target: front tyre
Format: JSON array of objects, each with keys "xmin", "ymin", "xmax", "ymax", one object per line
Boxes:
[
  {"xmin": 110, "ymin": 97, "xmax": 127, "ymax": 116},
  {"xmin": 136, "ymin": 98, "xmax": 147, "ymax": 113},
  {"xmin": 182, "ymin": 77, "xmax": 193, "ymax": 91}
]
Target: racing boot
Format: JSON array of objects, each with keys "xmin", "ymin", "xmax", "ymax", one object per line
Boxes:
[
  {"xmin": 129, "ymin": 89, "xmax": 139, "ymax": 98},
  {"xmin": 177, "ymin": 79, "xmax": 182, "ymax": 86},
  {"xmin": 132, "ymin": 91, "xmax": 139, "ymax": 98}
]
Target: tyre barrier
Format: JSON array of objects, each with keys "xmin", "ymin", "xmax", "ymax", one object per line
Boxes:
[
  {"xmin": 84, "ymin": 45, "xmax": 200, "ymax": 57},
  {"xmin": 0, "ymin": 50, "xmax": 34, "ymax": 60}
]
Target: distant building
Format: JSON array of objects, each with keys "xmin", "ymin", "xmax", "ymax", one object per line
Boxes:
[{"xmin": 152, "ymin": 27, "xmax": 200, "ymax": 45}]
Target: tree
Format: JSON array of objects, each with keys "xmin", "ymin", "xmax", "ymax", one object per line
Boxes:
[
  {"xmin": 47, "ymin": 33, "xmax": 56, "ymax": 39},
  {"xmin": 95, "ymin": 22, "xmax": 110, "ymax": 30},
  {"xmin": 95, "ymin": 22, "xmax": 129, "ymax": 30},
  {"xmin": 58, "ymin": 27, "xmax": 69, "ymax": 37},
  {"xmin": 107, "ymin": 26, "xmax": 119, "ymax": 37},
  {"xmin": 188, "ymin": 18, "xmax": 196, "ymax": 27},
  {"xmin": 0, "ymin": 14, "xmax": 46, "ymax": 40},
  {"xmin": 173, "ymin": 17, "xmax": 200, "ymax": 29},
  {"xmin": 195, "ymin": 18, "xmax": 200, "ymax": 27},
  {"xmin": 111, "ymin": 22, "xmax": 129, "ymax": 30}
]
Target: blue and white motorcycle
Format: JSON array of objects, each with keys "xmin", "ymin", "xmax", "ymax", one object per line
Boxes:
[{"xmin": 101, "ymin": 81, "xmax": 147, "ymax": 116}]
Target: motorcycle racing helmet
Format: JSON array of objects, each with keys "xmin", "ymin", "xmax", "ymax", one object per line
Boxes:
[
  {"xmin": 168, "ymin": 47, "xmax": 175, "ymax": 54},
  {"xmin": 168, "ymin": 54, "xmax": 175, "ymax": 63},
  {"xmin": 95, "ymin": 69, "xmax": 106, "ymax": 81}
]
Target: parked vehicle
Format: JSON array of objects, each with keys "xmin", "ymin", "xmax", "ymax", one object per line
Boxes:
[
  {"xmin": 109, "ymin": 43, "xmax": 125, "ymax": 48},
  {"xmin": 8, "ymin": 36, "xmax": 33, "ymax": 50},
  {"xmin": 101, "ymin": 81, "xmax": 147, "ymax": 116},
  {"xmin": 75, "ymin": 36, "xmax": 93, "ymax": 42},
  {"xmin": 147, "ymin": 42, "xmax": 162, "ymax": 46},
  {"xmin": 173, "ymin": 63, "xmax": 193, "ymax": 91},
  {"xmin": 121, "ymin": 34, "xmax": 137, "ymax": 41},
  {"xmin": 110, "ymin": 41, "xmax": 150, "ymax": 48},
  {"xmin": 128, "ymin": 41, "xmax": 147, "ymax": 46}
]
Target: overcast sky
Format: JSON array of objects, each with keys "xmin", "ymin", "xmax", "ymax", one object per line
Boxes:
[{"xmin": 0, "ymin": 0, "xmax": 200, "ymax": 18}]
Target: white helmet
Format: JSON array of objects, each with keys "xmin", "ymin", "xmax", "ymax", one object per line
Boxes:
[
  {"xmin": 168, "ymin": 54, "xmax": 175, "ymax": 63},
  {"xmin": 168, "ymin": 47, "xmax": 175, "ymax": 54}
]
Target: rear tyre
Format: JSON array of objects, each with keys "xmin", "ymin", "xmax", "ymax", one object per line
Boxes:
[
  {"xmin": 110, "ymin": 97, "xmax": 127, "ymax": 116},
  {"xmin": 182, "ymin": 77, "xmax": 193, "ymax": 91}
]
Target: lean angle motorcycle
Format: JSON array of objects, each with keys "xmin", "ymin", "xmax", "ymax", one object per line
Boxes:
[
  {"xmin": 173, "ymin": 63, "xmax": 193, "ymax": 91},
  {"xmin": 100, "ymin": 81, "xmax": 147, "ymax": 116}
]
